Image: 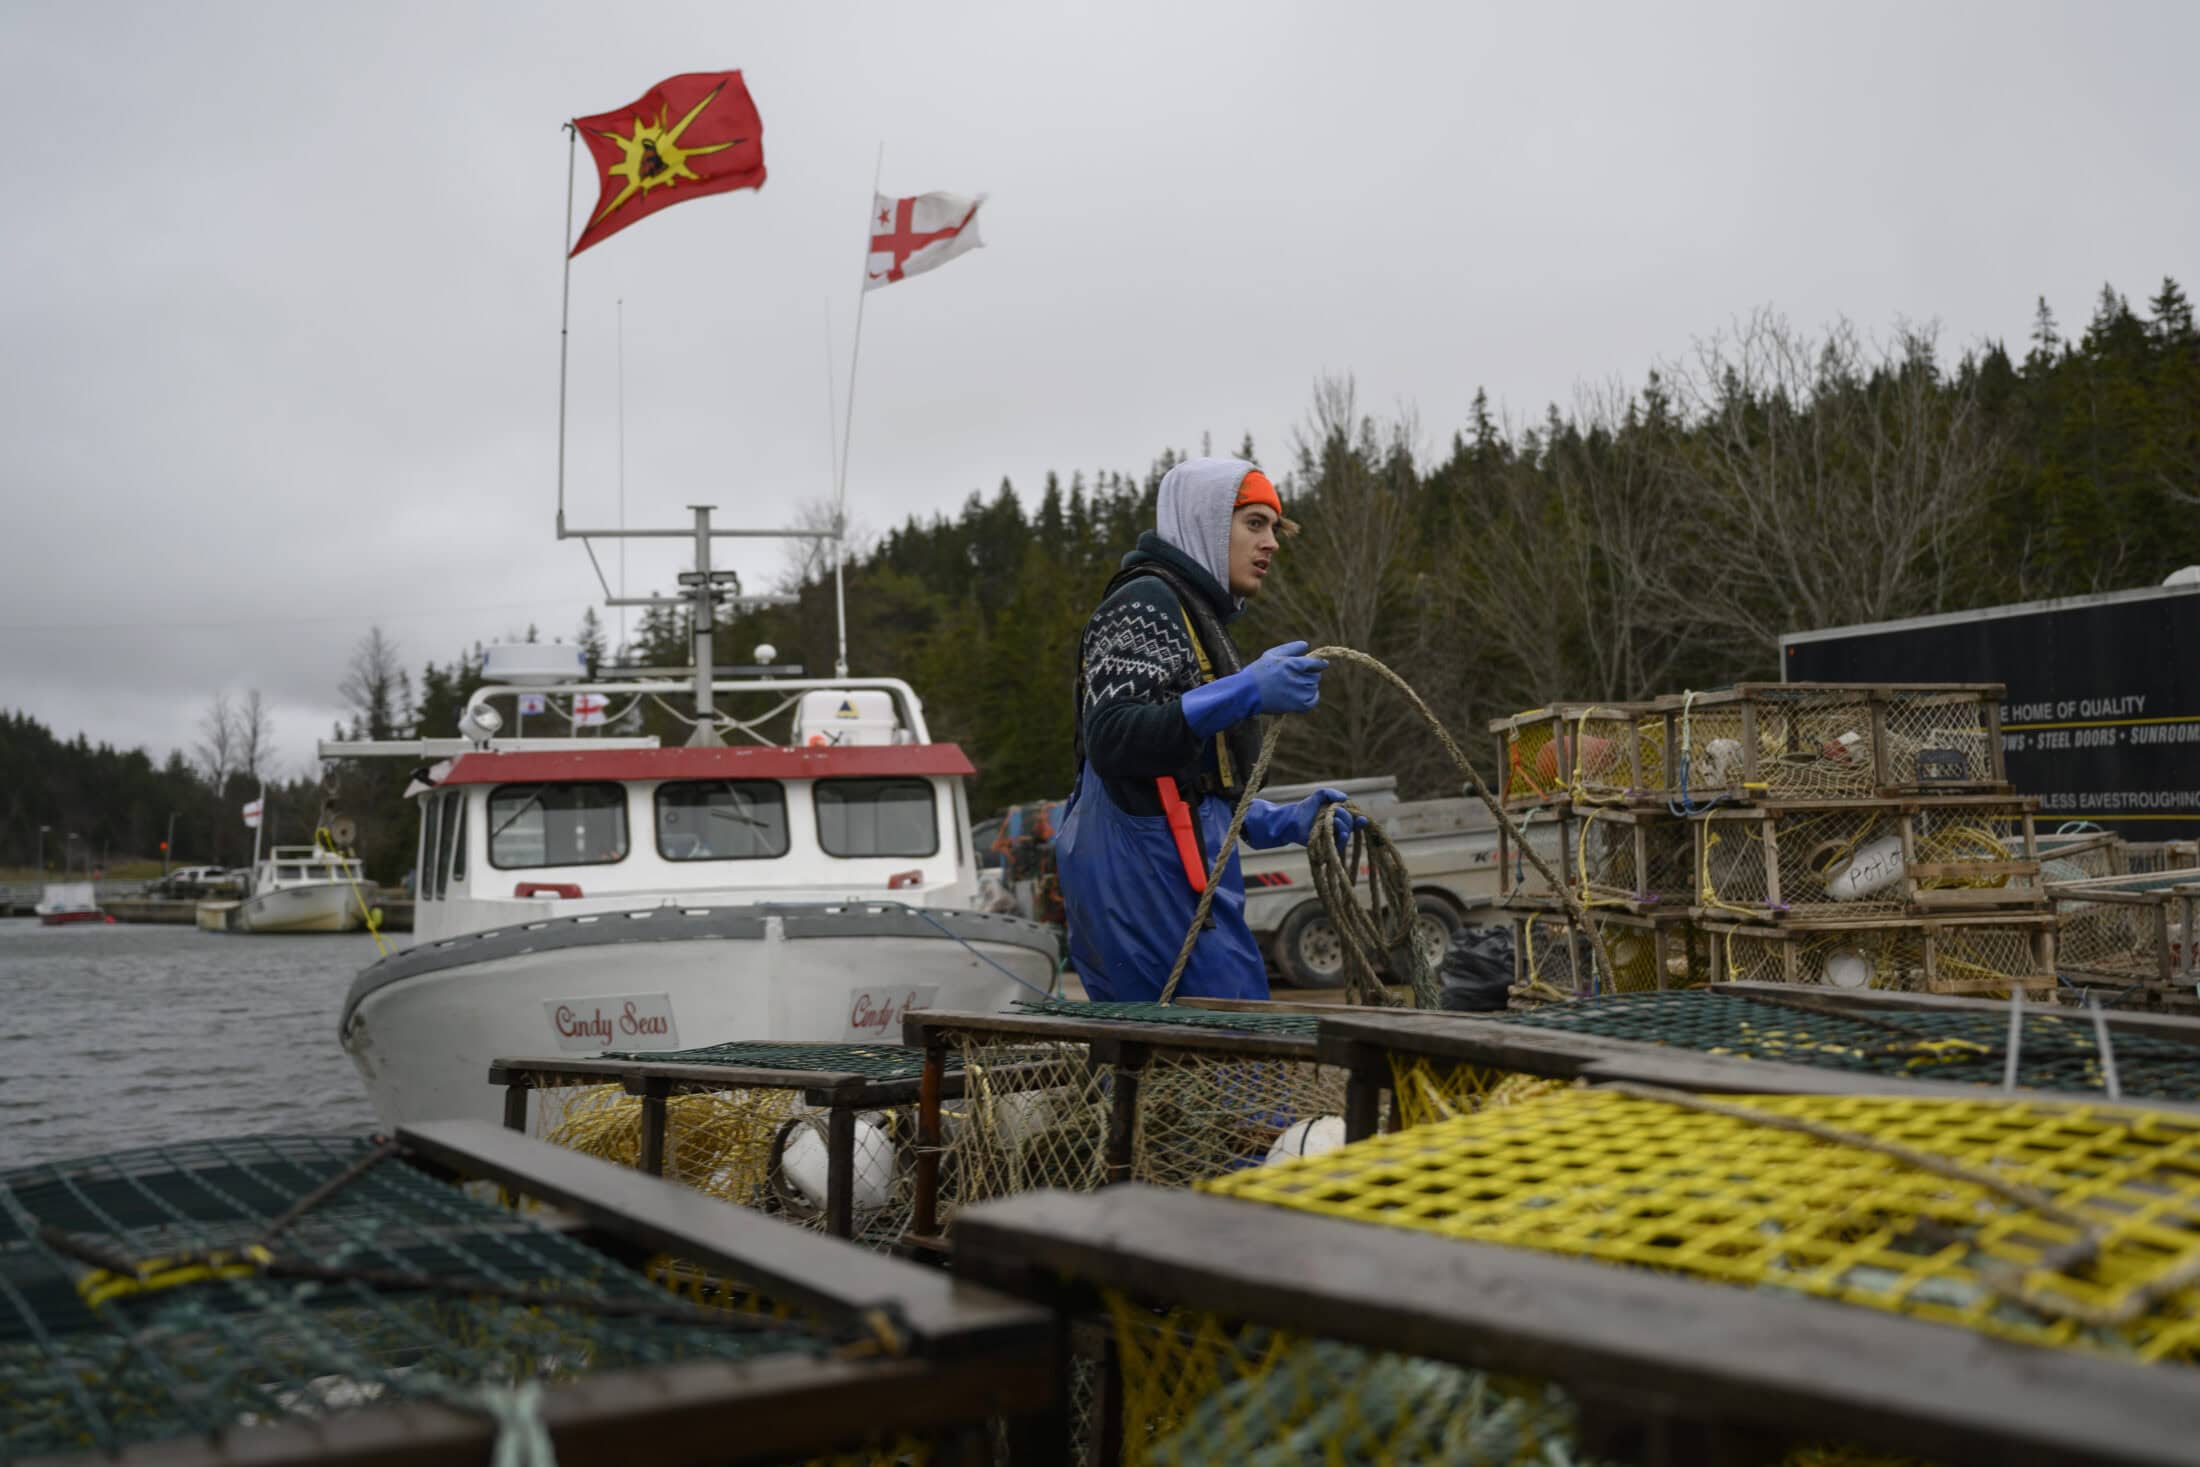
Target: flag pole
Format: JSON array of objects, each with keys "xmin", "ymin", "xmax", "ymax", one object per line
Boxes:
[
  {"xmin": 616, "ymin": 294, "xmax": 627, "ymax": 655},
  {"xmin": 830, "ymin": 143, "xmax": 883, "ymax": 679},
  {"xmin": 555, "ymin": 122, "xmax": 578, "ymax": 538}
]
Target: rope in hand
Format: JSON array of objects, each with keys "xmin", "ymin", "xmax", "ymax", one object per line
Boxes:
[{"xmin": 1155, "ymin": 647, "xmax": 1623, "ymax": 1006}]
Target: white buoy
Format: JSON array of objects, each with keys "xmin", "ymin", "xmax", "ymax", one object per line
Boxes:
[
  {"xmin": 1265, "ymin": 1115, "xmax": 1347, "ymax": 1164},
  {"xmin": 780, "ymin": 1118, "xmax": 895, "ymax": 1214},
  {"xmin": 1823, "ymin": 835, "xmax": 1906, "ymax": 901},
  {"xmin": 1824, "ymin": 949, "xmax": 1873, "ymax": 989}
]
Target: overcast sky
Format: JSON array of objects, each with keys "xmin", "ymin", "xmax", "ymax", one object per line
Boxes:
[{"xmin": 3, "ymin": 1, "xmax": 2195, "ymax": 772}]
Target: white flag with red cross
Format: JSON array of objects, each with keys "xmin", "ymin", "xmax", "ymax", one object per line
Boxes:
[
  {"xmin": 241, "ymin": 798, "xmax": 263, "ymax": 829},
  {"xmin": 864, "ymin": 191, "xmax": 985, "ymax": 291},
  {"xmin": 571, "ymin": 693, "xmax": 610, "ymax": 727}
]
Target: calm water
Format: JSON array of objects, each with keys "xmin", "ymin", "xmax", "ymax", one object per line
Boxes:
[{"xmin": 0, "ymin": 919, "xmax": 383, "ymax": 1169}]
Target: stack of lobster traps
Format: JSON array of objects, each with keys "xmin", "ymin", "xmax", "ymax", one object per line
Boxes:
[{"xmin": 1491, "ymin": 683, "xmax": 2065, "ymax": 1002}]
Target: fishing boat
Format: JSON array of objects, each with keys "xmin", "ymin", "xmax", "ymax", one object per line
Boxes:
[
  {"xmin": 33, "ymin": 882, "xmax": 112, "ymax": 926},
  {"xmin": 322, "ymin": 511, "xmax": 1060, "ymax": 1128},
  {"xmin": 199, "ymin": 847, "xmax": 372, "ymax": 934}
]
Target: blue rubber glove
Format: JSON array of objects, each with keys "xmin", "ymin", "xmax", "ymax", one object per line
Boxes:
[
  {"xmin": 1242, "ymin": 787, "xmax": 1369, "ymax": 851},
  {"xmin": 1180, "ymin": 641, "xmax": 1328, "ymax": 737}
]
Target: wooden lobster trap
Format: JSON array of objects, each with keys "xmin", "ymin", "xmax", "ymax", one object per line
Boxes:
[
  {"xmin": 1705, "ymin": 913, "xmax": 2058, "ymax": 998},
  {"xmin": 2037, "ymin": 828, "xmax": 2129, "ymax": 882},
  {"xmin": 1508, "ymin": 908, "xmax": 1706, "ymax": 1001},
  {"xmin": 954, "ymin": 1126, "xmax": 2200, "ymax": 1467},
  {"xmin": 1489, "ymin": 701, "xmax": 1666, "ymax": 809},
  {"xmin": 1318, "ymin": 987, "xmax": 2200, "ymax": 1135},
  {"xmin": 1655, "ymin": 683, "xmax": 2008, "ymax": 804},
  {"xmin": 1694, "ymin": 797, "xmax": 2045, "ymax": 923},
  {"xmin": 898, "ymin": 1001, "xmax": 1355, "ymax": 1248},
  {"xmin": 489, "ymin": 1040, "xmax": 998, "ymax": 1248},
  {"xmin": 1, "ymin": 1120, "xmax": 1053, "ymax": 1466},
  {"xmin": 2123, "ymin": 839, "xmax": 2200, "ymax": 875},
  {"xmin": 2050, "ymin": 873, "xmax": 2200, "ymax": 1007}
]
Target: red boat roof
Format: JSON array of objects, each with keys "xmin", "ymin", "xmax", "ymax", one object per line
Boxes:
[{"xmin": 438, "ymin": 743, "xmax": 977, "ymax": 786}]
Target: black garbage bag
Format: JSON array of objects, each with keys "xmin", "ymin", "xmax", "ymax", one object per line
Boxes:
[{"xmin": 1438, "ymin": 923, "xmax": 1514, "ymax": 1012}]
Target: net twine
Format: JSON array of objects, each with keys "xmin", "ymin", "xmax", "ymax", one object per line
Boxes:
[{"xmin": 1156, "ymin": 647, "xmax": 1620, "ymax": 1005}]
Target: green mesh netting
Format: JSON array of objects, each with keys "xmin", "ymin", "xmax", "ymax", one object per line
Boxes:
[
  {"xmin": 0, "ymin": 1134, "xmax": 860, "ymax": 1458},
  {"xmin": 598, "ymin": 1039, "xmax": 957, "ymax": 1080},
  {"xmin": 1012, "ymin": 999, "xmax": 1321, "ymax": 1037},
  {"xmin": 1494, "ymin": 991, "xmax": 2197, "ymax": 1101}
]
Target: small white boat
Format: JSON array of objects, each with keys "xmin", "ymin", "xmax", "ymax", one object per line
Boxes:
[
  {"xmin": 206, "ymin": 847, "xmax": 371, "ymax": 934},
  {"xmin": 34, "ymin": 882, "xmax": 111, "ymax": 926}
]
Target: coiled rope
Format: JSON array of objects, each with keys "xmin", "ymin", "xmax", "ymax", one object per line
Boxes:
[{"xmin": 1155, "ymin": 647, "xmax": 1621, "ymax": 1005}]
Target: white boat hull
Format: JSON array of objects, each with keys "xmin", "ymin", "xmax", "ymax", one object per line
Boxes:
[
  {"xmin": 340, "ymin": 904, "xmax": 1058, "ymax": 1126},
  {"xmin": 233, "ymin": 882, "xmax": 363, "ymax": 934}
]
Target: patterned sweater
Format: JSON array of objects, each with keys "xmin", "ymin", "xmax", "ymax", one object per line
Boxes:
[{"xmin": 1077, "ymin": 543, "xmax": 1246, "ymax": 819}]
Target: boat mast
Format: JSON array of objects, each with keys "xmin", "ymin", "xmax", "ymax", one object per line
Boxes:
[{"xmin": 564, "ymin": 505, "xmax": 840, "ymax": 747}]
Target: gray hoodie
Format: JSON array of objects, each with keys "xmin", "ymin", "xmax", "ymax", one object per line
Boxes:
[{"xmin": 1154, "ymin": 457, "xmax": 1260, "ymax": 609}]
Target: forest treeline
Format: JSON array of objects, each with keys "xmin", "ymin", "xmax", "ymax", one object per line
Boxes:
[{"xmin": 8, "ymin": 280, "xmax": 2196, "ymax": 881}]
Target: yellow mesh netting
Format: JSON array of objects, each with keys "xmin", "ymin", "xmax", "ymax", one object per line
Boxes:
[
  {"xmin": 1387, "ymin": 1054, "xmax": 1570, "ymax": 1128},
  {"xmin": 1204, "ymin": 1088, "xmax": 2200, "ymax": 1363}
]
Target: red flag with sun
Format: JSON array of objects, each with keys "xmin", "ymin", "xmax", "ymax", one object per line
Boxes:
[{"xmin": 570, "ymin": 71, "xmax": 765, "ymax": 257}]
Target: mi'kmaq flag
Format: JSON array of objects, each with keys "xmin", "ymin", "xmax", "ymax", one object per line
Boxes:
[
  {"xmin": 241, "ymin": 798, "xmax": 263, "ymax": 830},
  {"xmin": 570, "ymin": 70, "xmax": 766, "ymax": 257},
  {"xmin": 571, "ymin": 693, "xmax": 610, "ymax": 727},
  {"xmin": 865, "ymin": 192, "xmax": 985, "ymax": 291}
]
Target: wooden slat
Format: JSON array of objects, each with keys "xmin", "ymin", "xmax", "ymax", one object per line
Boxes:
[
  {"xmin": 491, "ymin": 1055, "xmax": 875, "ymax": 1103},
  {"xmin": 1909, "ymin": 888, "xmax": 2051, "ymax": 909},
  {"xmin": 955, "ymin": 1186, "xmax": 2200, "ymax": 1467},
  {"xmin": 24, "ymin": 1354, "xmax": 1051, "ymax": 1467},
  {"xmin": 901, "ymin": 1007, "xmax": 1320, "ymax": 1061},
  {"xmin": 395, "ymin": 1120, "xmax": 1046, "ymax": 1356},
  {"xmin": 1907, "ymin": 860, "xmax": 2041, "ymax": 879}
]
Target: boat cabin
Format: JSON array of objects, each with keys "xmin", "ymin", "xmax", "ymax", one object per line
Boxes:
[
  {"xmin": 409, "ymin": 743, "xmax": 983, "ymax": 943},
  {"xmin": 253, "ymin": 845, "xmax": 367, "ymax": 893}
]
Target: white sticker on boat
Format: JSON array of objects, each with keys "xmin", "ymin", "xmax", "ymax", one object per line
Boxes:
[
  {"xmin": 544, "ymin": 994, "xmax": 679, "ymax": 1053},
  {"xmin": 842, "ymin": 985, "xmax": 939, "ymax": 1042}
]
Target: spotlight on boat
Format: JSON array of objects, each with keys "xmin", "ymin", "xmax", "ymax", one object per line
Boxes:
[
  {"xmin": 458, "ymin": 703, "xmax": 503, "ymax": 746},
  {"xmin": 754, "ymin": 642, "xmax": 778, "ymax": 666}
]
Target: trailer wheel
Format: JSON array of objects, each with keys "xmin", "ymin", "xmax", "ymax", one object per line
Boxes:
[
  {"xmin": 1398, "ymin": 894, "xmax": 1464, "ymax": 978},
  {"xmin": 1274, "ymin": 903, "xmax": 1346, "ymax": 988}
]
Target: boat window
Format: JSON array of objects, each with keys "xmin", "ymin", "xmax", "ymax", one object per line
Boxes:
[
  {"xmin": 279, "ymin": 864, "xmax": 309, "ymax": 882},
  {"xmin": 816, "ymin": 778, "xmax": 938, "ymax": 858},
  {"xmin": 656, "ymin": 781, "xmax": 789, "ymax": 861},
  {"xmin": 448, "ymin": 794, "xmax": 467, "ymax": 887},
  {"xmin": 419, "ymin": 792, "xmax": 443, "ymax": 901},
  {"xmin": 488, "ymin": 782, "xmax": 628, "ymax": 869},
  {"xmin": 434, "ymin": 790, "xmax": 460, "ymax": 896}
]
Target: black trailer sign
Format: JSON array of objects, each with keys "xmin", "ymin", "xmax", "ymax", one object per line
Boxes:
[{"xmin": 1782, "ymin": 583, "xmax": 2200, "ymax": 838}]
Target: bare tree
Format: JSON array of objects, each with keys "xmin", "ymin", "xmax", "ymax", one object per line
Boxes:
[
  {"xmin": 340, "ymin": 626, "xmax": 406, "ymax": 740},
  {"xmin": 1263, "ymin": 377, "xmax": 1433, "ymax": 786},
  {"xmin": 1658, "ymin": 311, "xmax": 2005, "ymax": 667},
  {"xmin": 775, "ymin": 499, "xmax": 875, "ymax": 594},
  {"xmin": 236, "ymin": 689, "xmax": 277, "ymax": 783},
  {"xmin": 194, "ymin": 693, "xmax": 237, "ymax": 789}
]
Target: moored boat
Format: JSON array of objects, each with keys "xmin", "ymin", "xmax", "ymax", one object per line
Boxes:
[{"xmin": 33, "ymin": 883, "xmax": 112, "ymax": 926}]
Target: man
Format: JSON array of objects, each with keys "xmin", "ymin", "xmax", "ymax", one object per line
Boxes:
[{"xmin": 1055, "ymin": 456, "xmax": 1361, "ymax": 1001}]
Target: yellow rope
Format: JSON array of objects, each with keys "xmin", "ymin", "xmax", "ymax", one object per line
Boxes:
[
  {"xmin": 317, "ymin": 825, "xmax": 389, "ymax": 957},
  {"xmin": 76, "ymin": 1245, "xmax": 273, "ymax": 1308}
]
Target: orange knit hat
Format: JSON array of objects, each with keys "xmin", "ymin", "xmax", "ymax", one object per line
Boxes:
[{"xmin": 1234, "ymin": 470, "xmax": 1282, "ymax": 516}]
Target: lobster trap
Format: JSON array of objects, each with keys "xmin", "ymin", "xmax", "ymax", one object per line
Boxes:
[
  {"xmin": 1318, "ymin": 987, "xmax": 2200, "ymax": 1125},
  {"xmin": 1489, "ymin": 702, "xmax": 1666, "ymax": 809},
  {"xmin": 2123, "ymin": 838, "xmax": 2200, "ymax": 875},
  {"xmin": 953, "ymin": 1169, "xmax": 2200, "ymax": 1466},
  {"xmin": 1509, "ymin": 909, "xmax": 1705, "ymax": 1001},
  {"xmin": 1694, "ymin": 798, "xmax": 2045, "ymax": 922},
  {"xmin": 2049, "ymin": 872, "xmax": 2200, "ymax": 1004},
  {"xmin": 0, "ymin": 1121, "xmax": 1053, "ymax": 1465},
  {"xmin": 897, "ymin": 1001, "xmax": 1349, "ymax": 1245},
  {"xmin": 490, "ymin": 1041, "xmax": 993, "ymax": 1249},
  {"xmin": 2036, "ymin": 828, "xmax": 2127, "ymax": 882},
  {"xmin": 1565, "ymin": 804, "xmax": 1697, "ymax": 912},
  {"xmin": 1706, "ymin": 914, "xmax": 2058, "ymax": 997},
  {"xmin": 1657, "ymin": 683, "xmax": 2007, "ymax": 804}
]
